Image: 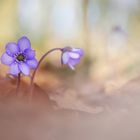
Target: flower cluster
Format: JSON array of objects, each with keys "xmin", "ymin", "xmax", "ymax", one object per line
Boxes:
[{"xmin": 0, "ymin": 36, "xmax": 84, "ymax": 90}]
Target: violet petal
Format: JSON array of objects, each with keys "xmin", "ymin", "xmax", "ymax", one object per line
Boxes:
[
  {"xmin": 19, "ymin": 63, "xmax": 30, "ymax": 75},
  {"xmin": 68, "ymin": 63, "xmax": 75, "ymax": 70},
  {"xmin": 62, "ymin": 52, "xmax": 69, "ymax": 64},
  {"xmin": 24, "ymin": 49, "xmax": 35, "ymax": 60},
  {"xmin": 69, "ymin": 52, "xmax": 80, "ymax": 59},
  {"xmin": 69, "ymin": 58, "xmax": 80, "ymax": 66},
  {"xmin": 6, "ymin": 43, "xmax": 19, "ymax": 56},
  {"xmin": 1, "ymin": 53, "xmax": 14, "ymax": 65},
  {"xmin": 72, "ymin": 48, "xmax": 84, "ymax": 56},
  {"xmin": 26, "ymin": 59, "xmax": 38, "ymax": 69},
  {"xmin": 10, "ymin": 63, "xmax": 20, "ymax": 75},
  {"xmin": 18, "ymin": 36, "xmax": 31, "ymax": 52}
]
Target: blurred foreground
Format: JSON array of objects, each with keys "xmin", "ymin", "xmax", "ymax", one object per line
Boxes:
[{"xmin": 0, "ymin": 70, "xmax": 140, "ymax": 140}]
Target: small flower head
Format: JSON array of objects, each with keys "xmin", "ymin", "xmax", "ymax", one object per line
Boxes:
[
  {"xmin": 61, "ymin": 47, "xmax": 84, "ymax": 70},
  {"xmin": 1, "ymin": 36, "xmax": 38, "ymax": 76}
]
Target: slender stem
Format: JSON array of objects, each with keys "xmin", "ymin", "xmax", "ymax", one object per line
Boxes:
[
  {"xmin": 16, "ymin": 73, "xmax": 21, "ymax": 94},
  {"xmin": 30, "ymin": 48, "xmax": 62, "ymax": 88}
]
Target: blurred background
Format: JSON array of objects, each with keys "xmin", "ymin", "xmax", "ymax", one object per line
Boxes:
[
  {"xmin": 0, "ymin": 0, "xmax": 140, "ymax": 91},
  {"xmin": 1, "ymin": 1, "xmax": 140, "ymax": 140}
]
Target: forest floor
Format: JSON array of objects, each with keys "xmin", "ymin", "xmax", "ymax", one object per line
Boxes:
[{"xmin": 0, "ymin": 69, "xmax": 140, "ymax": 140}]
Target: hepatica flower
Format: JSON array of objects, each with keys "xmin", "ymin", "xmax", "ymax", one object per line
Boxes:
[
  {"xmin": 1, "ymin": 36, "xmax": 38, "ymax": 76},
  {"xmin": 61, "ymin": 47, "xmax": 84, "ymax": 70}
]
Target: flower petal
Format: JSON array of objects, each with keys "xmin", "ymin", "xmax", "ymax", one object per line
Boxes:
[
  {"xmin": 68, "ymin": 63, "xmax": 75, "ymax": 70},
  {"xmin": 18, "ymin": 36, "xmax": 31, "ymax": 52},
  {"xmin": 68, "ymin": 58, "xmax": 81, "ymax": 70},
  {"xmin": 69, "ymin": 58, "xmax": 80, "ymax": 66},
  {"xmin": 69, "ymin": 52, "xmax": 80, "ymax": 59},
  {"xmin": 62, "ymin": 52, "xmax": 69, "ymax": 64},
  {"xmin": 19, "ymin": 63, "xmax": 30, "ymax": 75},
  {"xmin": 9, "ymin": 63, "xmax": 20, "ymax": 76},
  {"xmin": 1, "ymin": 53, "xmax": 14, "ymax": 65},
  {"xmin": 6, "ymin": 43, "xmax": 19, "ymax": 56},
  {"xmin": 72, "ymin": 48, "xmax": 84, "ymax": 56},
  {"xmin": 26, "ymin": 59, "xmax": 38, "ymax": 69},
  {"xmin": 24, "ymin": 49, "xmax": 35, "ymax": 59}
]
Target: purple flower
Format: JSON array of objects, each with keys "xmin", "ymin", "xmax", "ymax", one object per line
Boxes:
[
  {"xmin": 1, "ymin": 36, "xmax": 38, "ymax": 76},
  {"xmin": 61, "ymin": 47, "xmax": 84, "ymax": 70}
]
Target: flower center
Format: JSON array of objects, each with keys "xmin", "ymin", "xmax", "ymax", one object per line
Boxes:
[{"xmin": 16, "ymin": 54, "xmax": 25, "ymax": 61}]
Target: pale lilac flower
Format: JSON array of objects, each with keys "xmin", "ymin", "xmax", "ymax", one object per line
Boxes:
[
  {"xmin": 1, "ymin": 36, "xmax": 38, "ymax": 76},
  {"xmin": 61, "ymin": 47, "xmax": 84, "ymax": 70}
]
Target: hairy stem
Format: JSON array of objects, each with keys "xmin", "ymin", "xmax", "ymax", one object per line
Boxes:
[
  {"xmin": 16, "ymin": 73, "xmax": 21, "ymax": 94},
  {"xmin": 30, "ymin": 48, "xmax": 62, "ymax": 90}
]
